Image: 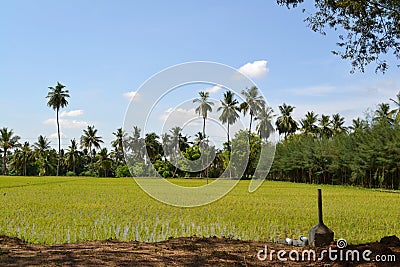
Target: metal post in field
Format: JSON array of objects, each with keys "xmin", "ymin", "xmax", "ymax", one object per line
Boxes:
[{"xmin": 309, "ymin": 189, "xmax": 334, "ymax": 247}]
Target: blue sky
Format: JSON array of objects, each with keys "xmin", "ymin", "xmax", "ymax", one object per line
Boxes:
[{"xmin": 1, "ymin": 1, "xmax": 399, "ymax": 149}]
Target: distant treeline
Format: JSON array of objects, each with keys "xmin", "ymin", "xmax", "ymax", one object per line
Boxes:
[{"xmin": 1, "ymin": 83, "xmax": 399, "ymax": 190}]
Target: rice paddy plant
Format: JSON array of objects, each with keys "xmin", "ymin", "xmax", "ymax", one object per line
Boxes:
[{"xmin": 0, "ymin": 176, "xmax": 398, "ymax": 245}]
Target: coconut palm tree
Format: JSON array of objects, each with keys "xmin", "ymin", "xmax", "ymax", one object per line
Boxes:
[
  {"xmin": 144, "ymin": 132, "xmax": 162, "ymax": 163},
  {"xmin": 168, "ymin": 127, "xmax": 185, "ymax": 177},
  {"xmin": 112, "ymin": 128, "xmax": 127, "ymax": 165},
  {"xmin": 11, "ymin": 142, "xmax": 33, "ymax": 176},
  {"xmin": 390, "ymin": 92, "xmax": 400, "ymax": 123},
  {"xmin": 373, "ymin": 103, "xmax": 395, "ymax": 124},
  {"xmin": 161, "ymin": 132, "xmax": 172, "ymax": 161},
  {"xmin": 33, "ymin": 135, "xmax": 51, "ymax": 159},
  {"xmin": 331, "ymin": 113, "xmax": 347, "ymax": 135},
  {"xmin": 193, "ymin": 91, "xmax": 214, "ymax": 137},
  {"xmin": 95, "ymin": 148, "xmax": 113, "ymax": 177},
  {"xmin": 275, "ymin": 103, "xmax": 298, "ymax": 138},
  {"xmin": 80, "ymin": 125, "xmax": 103, "ymax": 171},
  {"xmin": 128, "ymin": 126, "xmax": 145, "ymax": 162},
  {"xmin": 240, "ymin": 86, "xmax": 265, "ymax": 135},
  {"xmin": 193, "ymin": 131, "xmax": 211, "ymax": 181},
  {"xmin": 349, "ymin": 117, "xmax": 368, "ymax": 133},
  {"xmin": 37, "ymin": 150, "xmax": 57, "ymax": 176},
  {"xmin": 255, "ymin": 106, "xmax": 275, "ymax": 142},
  {"xmin": 300, "ymin": 111, "xmax": 318, "ymax": 136},
  {"xmin": 46, "ymin": 82, "xmax": 70, "ymax": 176},
  {"xmin": 169, "ymin": 127, "xmax": 183, "ymax": 157},
  {"xmin": 65, "ymin": 139, "xmax": 81, "ymax": 174},
  {"xmin": 218, "ymin": 91, "xmax": 240, "ymax": 150},
  {"xmin": 194, "ymin": 132, "xmax": 206, "ymax": 146},
  {"xmin": 319, "ymin": 114, "xmax": 333, "ymax": 138},
  {"xmin": 0, "ymin": 128, "xmax": 20, "ymax": 175}
]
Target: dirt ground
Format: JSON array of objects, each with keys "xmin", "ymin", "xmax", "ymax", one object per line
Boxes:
[{"xmin": 0, "ymin": 235, "xmax": 399, "ymax": 266}]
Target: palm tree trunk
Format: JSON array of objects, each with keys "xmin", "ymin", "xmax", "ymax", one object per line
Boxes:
[
  {"xmin": 172, "ymin": 144, "xmax": 178, "ymax": 177},
  {"xmin": 249, "ymin": 113, "xmax": 253, "ymax": 135},
  {"xmin": 24, "ymin": 157, "xmax": 27, "ymax": 176},
  {"xmin": 227, "ymin": 123, "xmax": 231, "ymax": 179},
  {"xmin": 89, "ymin": 145, "xmax": 93, "ymax": 173},
  {"xmin": 203, "ymin": 116, "xmax": 206, "ymax": 137},
  {"xmin": 227, "ymin": 123, "xmax": 230, "ymax": 150},
  {"xmin": 56, "ymin": 107, "xmax": 60, "ymax": 176},
  {"xmin": 3, "ymin": 149, "xmax": 7, "ymax": 175},
  {"xmin": 202, "ymin": 117, "xmax": 206, "ymax": 180}
]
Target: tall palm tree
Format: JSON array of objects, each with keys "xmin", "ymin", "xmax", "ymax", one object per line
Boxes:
[
  {"xmin": 240, "ymin": 86, "xmax": 265, "ymax": 135},
  {"xmin": 46, "ymin": 82, "xmax": 70, "ymax": 176},
  {"xmin": 331, "ymin": 113, "xmax": 347, "ymax": 135},
  {"xmin": 169, "ymin": 126, "xmax": 183, "ymax": 156},
  {"xmin": 0, "ymin": 128, "xmax": 20, "ymax": 175},
  {"xmin": 318, "ymin": 115, "xmax": 333, "ymax": 138},
  {"xmin": 37, "ymin": 150, "xmax": 57, "ymax": 176},
  {"xmin": 65, "ymin": 139, "xmax": 81, "ymax": 174},
  {"xmin": 13, "ymin": 142, "xmax": 33, "ymax": 176},
  {"xmin": 275, "ymin": 103, "xmax": 298, "ymax": 138},
  {"xmin": 161, "ymin": 132, "xmax": 172, "ymax": 161},
  {"xmin": 300, "ymin": 111, "xmax": 318, "ymax": 136},
  {"xmin": 218, "ymin": 91, "xmax": 240, "ymax": 150},
  {"xmin": 193, "ymin": 91, "xmax": 214, "ymax": 137},
  {"xmin": 255, "ymin": 106, "xmax": 275, "ymax": 142},
  {"xmin": 194, "ymin": 132, "xmax": 206, "ymax": 146},
  {"xmin": 112, "ymin": 128, "xmax": 126, "ymax": 165},
  {"xmin": 373, "ymin": 103, "xmax": 395, "ymax": 124},
  {"xmin": 193, "ymin": 131, "xmax": 210, "ymax": 181},
  {"xmin": 80, "ymin": 125, "xmax": 103, "ymax": 171},
  {"xmin": 390, "ymin": 92, "xmax": 400, "ymax": 123},
  {"xmin": 95, "ymin": 148, "xmax": 113, "ymax": 177},
  {"xmin": 169, "ymin": 127, "xmax": 184, "ymax": 177},
  {"xmin": 144, "ymin": 132, "xmax": 162, "ymax": 163},
  {"xmin": 128, "ymin": 126, "xmax": 144, "ymax": 161},
  {"xmin": 349, "ymin": 117, "xmax": 368, "ymax": 133},
  {"xmin": 33, "ymin": 135, "xmax": 51, "ymax": 158}
]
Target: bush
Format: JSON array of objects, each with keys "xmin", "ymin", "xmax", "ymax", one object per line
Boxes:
[
  {"xmin": 162, "ymin": 170, "xmax": 171, "ymax": 178},
  {"xmin": 66, "ymin": 171, "xmax": 76, "ymax": 176},
  {"xmin": 115, "ymin": 165, "xmax": 131, "ymax": 178},
  {"xmin": 80, "ymin": 170, "xmax": 96, "ymax": 177}
]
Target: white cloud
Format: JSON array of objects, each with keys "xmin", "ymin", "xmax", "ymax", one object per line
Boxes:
[
  {"xmin": 160, "ymin": 107, "xmax": 196, "ymax": 122},
  {"xmin": 43, "ymin": 118, "xmax": 88, "ymax": 129},
  {"xmin": 50, "ymin": 132, "xmax": 67, "ymax": 139},
  {"xmin": 159, "ymin": 107, "xmax": 204, "ymax": 131},
  {"xmin": 277, "ymin": 81, "xmax": 400, "ymax": 125},
  {"xmin": 238, "ymin": 60, "xmax": 269, "ymax": 78},
  {"xmin": 123, "ymin": 91, "xmax": 139, "ymax": 101},
  {"xmin": 290, "ymin": 85, "xmax": 336, "ymax": 96},
  {"xmin": 205, "ymin": 84, "xmax": 222, "ymax": 94},
  {"xmin": 60, "ymin": 109, "xmax": 84, "ymax": 118}
]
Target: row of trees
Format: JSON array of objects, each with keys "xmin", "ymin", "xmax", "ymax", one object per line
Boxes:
[
  {"xmin": 1, "ymin": 82, "xmax": 400, "ymax": 189},
  {"xmin": 0, "ymin": 84, "xmax": 273, "ymax": 178},
  {"xmin": 271, "ymin": 100, "xmax": 400, "ymax": 190},
  {"xmin": 0, "ymin": 126, "xmax": 111, "ymax": 177}
]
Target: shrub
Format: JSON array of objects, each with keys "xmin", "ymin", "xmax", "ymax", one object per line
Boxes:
[
  {"xmin": 115, "ymin": 165, "xmax": 131, "ymax": 178},
  {"xmin": 80, "ymin": 170, "xmax": 96, "ymax": 177}
]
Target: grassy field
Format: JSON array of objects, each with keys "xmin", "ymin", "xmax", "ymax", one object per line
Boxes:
[{"xmin": 0, "ymin": 176, "xmax": 399, "ymax": 245}]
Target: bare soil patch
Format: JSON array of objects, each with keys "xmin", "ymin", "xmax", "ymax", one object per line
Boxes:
[{"xmin": 0, "ymin": 235, "xmax": 399, "ymax": 266}]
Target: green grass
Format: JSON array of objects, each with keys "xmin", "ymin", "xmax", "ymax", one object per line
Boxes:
[{"xmin": 0, "ymin": 176, "xmax": 399, "ymax": 245}]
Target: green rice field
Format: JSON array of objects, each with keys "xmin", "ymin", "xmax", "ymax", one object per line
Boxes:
[{"xmin": 0, "ymin": 176, "xmax": 399, "ymax": 245}]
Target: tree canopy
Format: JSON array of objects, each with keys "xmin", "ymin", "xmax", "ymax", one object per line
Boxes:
[{"xmin": 277, "ymin": 0, "xmax": 400, "ymax": 73}]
